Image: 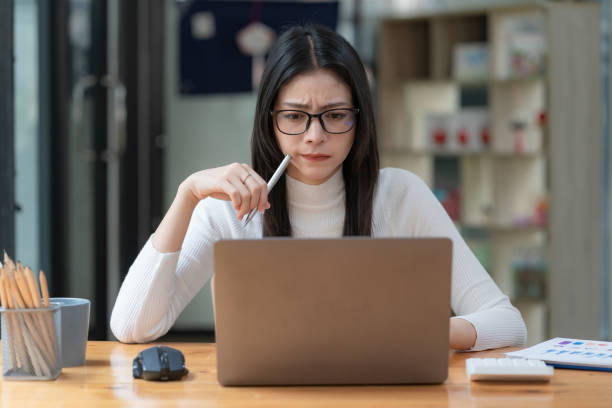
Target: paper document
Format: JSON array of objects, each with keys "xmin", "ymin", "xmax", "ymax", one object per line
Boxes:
[{"xmin": 506, "ymin": 337, "xmax": 612, "ymax": 371}]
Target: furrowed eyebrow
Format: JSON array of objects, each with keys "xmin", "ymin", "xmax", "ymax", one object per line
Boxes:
[{"xmin": 280, "ymin": 101, "xmax": 351, "ymax": 110}]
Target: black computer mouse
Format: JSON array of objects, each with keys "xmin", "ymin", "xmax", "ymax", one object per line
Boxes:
[{"xmin": 133, "ymin": 346, "xmax": 189, "ymax": 381}]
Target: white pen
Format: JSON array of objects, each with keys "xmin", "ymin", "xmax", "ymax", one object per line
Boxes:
[{"xmin": 243, "ymin": 154, "xmax": 292, "ymax": 226}]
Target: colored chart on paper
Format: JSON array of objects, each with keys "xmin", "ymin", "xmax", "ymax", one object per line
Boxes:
[{"xmin": 506, "ymin": 337, "xmax": 612, "ymax": 371}]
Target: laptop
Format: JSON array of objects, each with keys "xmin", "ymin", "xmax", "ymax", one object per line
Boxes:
[{"xmin": 213, "ymin": 237, "xmax": 452, "ymax": 386}]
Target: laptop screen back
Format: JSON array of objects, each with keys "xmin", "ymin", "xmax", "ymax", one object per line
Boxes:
[{"xmin": 213, "ymin": 237, "xmax": 452, "ymax": 385}]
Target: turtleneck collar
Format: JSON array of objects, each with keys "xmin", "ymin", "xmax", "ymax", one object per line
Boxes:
[{"xmin": 286, "ymin": 166, "xmax": 344, "ymax": 208}]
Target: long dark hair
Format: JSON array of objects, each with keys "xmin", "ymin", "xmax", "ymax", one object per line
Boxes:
[{"xmin": 251, "ymin": 24, "xmax": 379, "ymax": 237}]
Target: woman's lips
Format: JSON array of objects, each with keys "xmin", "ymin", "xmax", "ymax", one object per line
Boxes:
[{"xmin": 302, "ymin": 154, "xmax": 330, "ymax": 162}]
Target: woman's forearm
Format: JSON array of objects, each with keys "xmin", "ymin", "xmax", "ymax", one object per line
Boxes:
[
  {"xmin": 450, "ymin": 317, "xmax": 477, "ymax": 350},
  {"xmin": 152, "ymin": 180, "xmax": 201, "ymax": 253}
]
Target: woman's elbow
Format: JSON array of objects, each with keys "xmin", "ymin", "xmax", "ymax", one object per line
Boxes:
[
  {"xmin": 517, "ymin": 316, "xmax": 528, "ymax": 347},
  {"xmin": 110, "ymin": 312, "xmax": 136, "ymax": 343},
  {"xmin": 510, "ymin": 305, "xmax": 528, "ymax": 347}
]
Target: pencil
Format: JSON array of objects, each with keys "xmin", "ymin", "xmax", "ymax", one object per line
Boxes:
[
  {"xmin": 243, "ymin": 154, "xmax": 292, "ymax": 226},
  {"xmin": 1, "ymin": 273, "xmax": 32, "ymax": 373},
  {"xmin": 39, "ymin": 270, "xmax": 50, "ymax": 308},
  {"xmin": 0, "ymin": 269, "xmax": 19, "ymax": 370}
]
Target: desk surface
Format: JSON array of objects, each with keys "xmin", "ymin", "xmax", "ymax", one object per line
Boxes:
[{"xmin": 1, "ymin": 341, "xmax": 611, "ymax": 407}]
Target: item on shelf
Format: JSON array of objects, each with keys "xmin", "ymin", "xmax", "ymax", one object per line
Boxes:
[
  {"xmin": 510, "ymin": 119, "xmax": 527, "ymax": 154},
  {"xmin": 537, "ymin": 110, "xmax": 547, "ymax": 127},
  {"xmin": 434, "ymin": 127, "xmax": 447, "ymax": 146},
  {"xmin": 453, "ymin": 42, "xmax": 489, "ymax": 82},
  {"xmin": 426, "ymin": 112, "xmax": 454, "ymax": 151},
  {"xmin": 509, "ymin": 192, "xmax": 548, "ymax": 228},
  {"xmin": 511, "ymin": 246, "xmax": 547, "ymax": 301},
  {"xmin": 480, "ymin": 127, "xmax": 491, "ymax": 147},
  {"xmin": 464, "ymin": 236, "xmax": 492, "ymax": 273},
  {"xmin": 509, "ymin": 32, "xmax": 545, "ymax": 77},
  {"xmin": 404, "ymin": 82, "xmax": 458, "ymax": 150},
  {"xmin": 457, "ymin": 128, "xmax": 470, "ymax": 147},
  {"xmin": 495, "ymin": 11, "xmax": 546, "ymax": 79},
  {"xmin": 491, "ymin": 78, "xmax": 544, "ymax": 153},
  {"xmin": 433, "ymin": 187, "xmax": 461, "ymax": 221},
  {"xmin": 460, "ymin": 84, "xmax": 489, "ymax": 107},
  {"xmin": 425, "ymin": 109, "xmax": 490, "ymax": 153},
  {"xmin": 531, "ymin": 195, "xmax": 548, "ymax": 226},
  {"xmin": 512, "ymin": 215, "xmax": 533, "ymax": 228},
  {"xmin": 453, "ymin": 109, "xmax": 490, "ymax": 153}
]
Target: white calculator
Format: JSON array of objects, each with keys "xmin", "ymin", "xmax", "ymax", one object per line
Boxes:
[{"xmin": 466, "ymin": 358, "xmax": 554, "ymax": 381}]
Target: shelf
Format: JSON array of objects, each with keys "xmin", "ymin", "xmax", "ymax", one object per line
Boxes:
[
  {"xmin": 381, "ymin": 148, "xmax": 544, "ymax": 158},
  {"xmin": 378, "ymin": 2, "xmax": 545, "ymax": 21},
  {"xmin": 491, "ymin": 74, "xmax": 545, "ymax": 85},
  {"xmin": 512, "ymin": 298, "xmax": 547, "ymax": 305},
  {"xmin": 380, "ymin": 74, "xmax": 545, "ymax": 88},
  {"xmin": 377, "ymin": 1, "xmax": 603, "ymax": 349},
  {"xmin": 458, "ymin": 223, "xmax": 547, "ymax": 233},
  {"xmin": 378, "ymin": 5, "xmax": 551, "ymax": 343},
  {"xmin": 459, "ymin": 75, "xmax": 545, "ymax": 86}
]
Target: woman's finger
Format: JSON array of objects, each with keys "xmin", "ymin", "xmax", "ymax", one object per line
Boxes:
[
  {"xmin": 220, "ymin": 180, "xmax": 241, "ymax": 210},
  {"xmin": 241, "ymin": 165, "xmax": 269, "ymax": 212},
  {"xmin": 242, "ymin": 175, "xmax": 261, "ymax": 213},
  {"xmin": 242, "ymin": 169, "xmax": 268, "ymax": 213},
  {"xmin": 228, "ymin": 175, "xmax": 251, "ymax": 219}
]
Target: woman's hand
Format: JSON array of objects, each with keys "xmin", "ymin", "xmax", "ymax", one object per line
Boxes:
[
  {"xmin": 181, "ymin": 162, "xmax": 270, "ymax": 220},
  {"xmin": 152, "ymin": 162, "xmax": 270, "ymax": 253}
]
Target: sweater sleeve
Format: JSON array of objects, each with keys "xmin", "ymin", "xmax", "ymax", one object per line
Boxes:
[
  {"xmin": 110, "ymin": 198, "xmax": 222, "ymax": 343},
  {"xmin": 385, "ymin": 169, "xmax": 527, "ymax": 351}
]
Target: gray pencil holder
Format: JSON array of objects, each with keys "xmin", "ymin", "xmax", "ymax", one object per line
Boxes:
[{"xmin": 1, "ymin": 304, "xmax": 62, "ymax": 380}]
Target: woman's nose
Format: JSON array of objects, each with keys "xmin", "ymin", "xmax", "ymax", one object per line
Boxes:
[{"xmin": 304, "ymin": 117, "xmax": 327, "ymax": 144}]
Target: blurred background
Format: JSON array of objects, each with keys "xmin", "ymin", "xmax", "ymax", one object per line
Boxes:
[{"xmin": 0, "ymin": 0, "xmax": 610, "ymax": 344}]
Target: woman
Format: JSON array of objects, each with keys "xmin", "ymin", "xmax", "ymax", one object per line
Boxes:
[{"xmin": 110, "ymin": 25, "xmax": 526, "ymax": 350}]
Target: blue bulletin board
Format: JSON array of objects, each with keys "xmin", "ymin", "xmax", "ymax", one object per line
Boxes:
[{"xmin": 178, "ymin": 1, "xmax": 339, "ymax": 95}]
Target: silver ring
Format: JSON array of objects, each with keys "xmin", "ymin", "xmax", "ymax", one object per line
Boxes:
[{"xmin": 242, "ymin": 174, "xmax": 252, "ymax": 183}]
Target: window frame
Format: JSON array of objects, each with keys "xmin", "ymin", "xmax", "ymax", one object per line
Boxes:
[{"xmin": 0, "ymin": 0, "xmax": 15, "ymax": 257}]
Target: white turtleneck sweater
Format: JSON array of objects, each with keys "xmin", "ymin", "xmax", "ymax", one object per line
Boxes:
[{"xmin": 110, "ymin": 167, "xmax": 526, "ymax": 351}]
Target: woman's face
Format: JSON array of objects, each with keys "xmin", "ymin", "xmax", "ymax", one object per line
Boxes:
[{"xmin": 273, "ymin": 68, "xmax": 355, "ymax": 185}]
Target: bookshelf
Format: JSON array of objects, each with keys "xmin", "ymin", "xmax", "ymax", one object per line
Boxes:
[
  {"xmin": 378, "ymin": 1, "xmax": 607, "ymax": 344},
  {"xmin": 378, "ymin": 5, "xmax": 549, "ymax": 345}
]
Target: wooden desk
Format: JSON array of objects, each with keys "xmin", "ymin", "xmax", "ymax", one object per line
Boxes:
[{"xmin": 1, "ymin": 341, "xmax": 611, "ymax": 407}]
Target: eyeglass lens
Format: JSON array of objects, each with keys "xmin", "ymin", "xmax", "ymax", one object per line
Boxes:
[{"xmin": 276, "ymin": 109, "xmax": 356, "ymax": 134}]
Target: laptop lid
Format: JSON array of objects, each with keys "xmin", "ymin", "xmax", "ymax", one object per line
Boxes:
[{"xmin": 213, "ymin": 237, "xmax": 452, "ymax": 386}]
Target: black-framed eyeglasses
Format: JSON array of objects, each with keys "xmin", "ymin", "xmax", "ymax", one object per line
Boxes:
[{"xmin": 270, "ymin": 108, "xmax": 359, "ymax": 135}]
